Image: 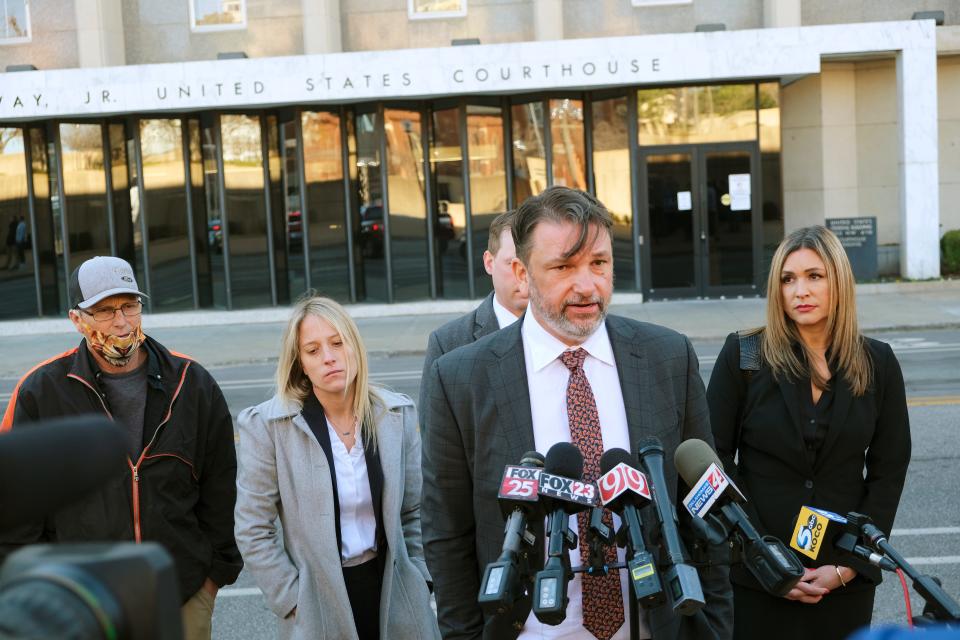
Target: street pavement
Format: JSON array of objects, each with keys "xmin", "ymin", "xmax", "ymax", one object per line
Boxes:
[{"xmin": 0, "ymin": 281, "xmax": 958, "ymax": 636}]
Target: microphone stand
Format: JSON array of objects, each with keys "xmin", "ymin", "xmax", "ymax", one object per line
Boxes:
[{"xmin": 579, "ymin": 517, "xmax": 641, "ymax": 640}]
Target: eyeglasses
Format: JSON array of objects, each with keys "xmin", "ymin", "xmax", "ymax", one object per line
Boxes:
[{"xmin": 79, "ymin": 301, "xmax": 143, "ymax": 322}]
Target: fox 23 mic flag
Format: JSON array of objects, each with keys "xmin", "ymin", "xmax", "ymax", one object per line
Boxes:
[{"xmin": 790, "ymin": 506, "xmax": 846, "ymax": 560}]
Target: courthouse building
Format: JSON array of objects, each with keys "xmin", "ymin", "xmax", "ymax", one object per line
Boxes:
[{"xmin": 0, "ymin": 0, "xmax": 956, "ymax": 318}]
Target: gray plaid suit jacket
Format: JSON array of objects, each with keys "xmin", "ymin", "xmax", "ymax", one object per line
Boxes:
[
  {"xmin": 421, "ymin": 313, "xmax": 733, "ymax": 640},
  {"xmin": 418, "ymin": 292, "xmax": 499, "ymax": 420}
]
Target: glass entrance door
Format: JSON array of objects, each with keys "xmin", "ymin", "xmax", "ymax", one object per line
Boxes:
[{"xmin": 639, "ymin": 142, "xmax": 760, "ymax": 298}]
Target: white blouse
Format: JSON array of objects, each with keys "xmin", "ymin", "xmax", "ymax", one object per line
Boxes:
[{"xmin": 326, "ymin": 419, "xmax": 378, "ymax": 567}]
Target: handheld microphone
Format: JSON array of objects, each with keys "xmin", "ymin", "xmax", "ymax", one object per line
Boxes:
[
  {"xmin": 675, "ymin": 439, "xmax": 803, "ymax": 597},
  {"xmin": 789, "ymin": 506, "xmax": 896, "ymax": 572},
  {"xmin": 478, "ymin": 450, "xmax": 545, "ymax": 616},
  {"xmin": 532, "ymin": 442, "xmax": 591, "ymax": 626},
  {"xmin": 637, "ymin": 437, "xmax": 705, "ymax": 616},
  {"xmin": 598, "ymin": 448, "xmax": 664, "ymax": 609},
  {"xmin": 0, "ymin": 416, "xmax": 128, "ymax": 529}
]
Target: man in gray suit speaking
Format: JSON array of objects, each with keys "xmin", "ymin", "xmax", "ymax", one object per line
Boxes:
[
  {"xmin": 422, "ymin": 186, "xmax": 732, "ymax": 640},
  {"xmin": 418, "ymin": 209, "xmax": 528, "ymax": 418}
]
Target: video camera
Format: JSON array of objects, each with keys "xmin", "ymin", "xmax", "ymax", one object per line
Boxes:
[{"xmin": 0, "ymin": 416, "xmax": 183, "ymax": 640}]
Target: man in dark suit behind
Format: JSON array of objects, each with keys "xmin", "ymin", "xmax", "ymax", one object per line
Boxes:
[
  {"xmin": 422, "ymin": 187, "xmax": 732, "ymax": 640},
  {"xmin": 418, "ymin": 209, "xmax": 528, "ymax": 417}
]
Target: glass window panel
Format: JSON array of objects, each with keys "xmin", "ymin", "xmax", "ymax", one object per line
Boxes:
[
  {"xmin": 705, "ymin": 151, "xmax": 753, "ymax": 286},
  {"xmin": 384, "ymin": 108, "xmax": 429, "ymax": 301},
  {"xmin": 647, "ymin": 153, "xmax": 695, "ymax": 290},
  {"xmin": 354, "ymin": 111, "xmax": 387, "ymax": 302},
  {"xmin": 192, "ymin": 0, "xmax": 246, "ymax": 29},
  {"xmin": 188, "ymin": 119, "xmax": 214, "ymax": 308},
  {"xmin": 109, "ymin": 124, "xmax": 136, "ymax": 272},
  {"xmin": 266, "ymin": 117, "xmax": 291, "ymax": 304},
  {"xmin": 759, "ymin": 82, "xmax": 784, "ymax": 284},
  {"xmin": 140, "ymin": 119, "xmax": 193, "ymax": 310},
  {"xmin": 511, "ymin": 101, "xmax": 547, "ymax": 204},
  {"xmin": 29, "ymin": 128, "xmax": 59, "ymax": 314},
  {"xmin": 302, "ymin": 111, "xmax": 349, "ymax": 301},
  {"xmin": 591, "ymin": 96, "xmax": 635, "ymax": 291},
  {"xmin": 221, "ymin": 114, "xmax": 271, "ymax": 308},
  {"xmin": 550, "ymin": 99, "xmax": 586, "ymax": 191},
  {"xmin": 47, "ymin": 135, "xmax": 67, "ymax": 310},
  {"xmin": 467, "ymin": 104, "xmax": 507, "ymax": 298},
  {"xmin": 0, "ymin": 0, "xmax": 30, "ymax": 41},
  {"xmin": 637, "ymin": 84, "xmax": 757, "ymax": 146},
  {"xmin": 430, "ymin": 107, "xmax": 468, "ymax": 299},
  {"xmin": 60, "ymin": 123, "xmax": 110, "ymax": 271},
  {"xmin": 0, "ymin": 128, "xmax": 37, "ymax": 318}
]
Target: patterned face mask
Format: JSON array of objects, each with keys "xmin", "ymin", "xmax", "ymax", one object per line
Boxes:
[{"xmin": 82, "ymin": 324, "xmax": 146, "ymax": 367}]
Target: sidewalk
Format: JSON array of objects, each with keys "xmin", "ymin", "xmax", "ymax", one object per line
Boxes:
[{"xmin": 0, "ymin": 280, "xmax": 957, "ymax": 378}]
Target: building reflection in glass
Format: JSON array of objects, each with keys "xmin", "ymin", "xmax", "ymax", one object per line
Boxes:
[
  {"xmin": 109, "ymin": 124, "xmax": 135, "ymax": 273},
  {"xmin": 759, "ymin": 82, "xmax": 784, "ymax": 282},
  {"xmin": 60, "ymin": 122, "xmax": 111, "ymax": 270},
  {"xmin": 430, "ymin": 107, "xmax": 468, "ymax": 299},
  {"xmin": 638, "ymin": 84, "xmax": 757, "ymax": 146},
  {"xmin": 0, "ymin": 127, "xmax": 37, "ymax": 319},
  {"xmin": 302, "ymin": 110, "xmax": 349, "ymax": 301},
  {"xmin": 188, "ymin": 119, "xmax": 214, "ymax": 308},
  {"xmin": 30, "ymin": 128, "xmax": 59, "ymax": 314},
  {"xmin": 140, "ymin": 119, "xmax": 193, "ymax": 310},
  {"xmin": 354, "ymin": 110, "xmax": 387, "ymax": 302},
  {"xmin": 384, "ymin": 108, "xmax": 429, "ymax": 301},
  {"xmin": 511, "ymin": 100, "xmax": 546, "ymax": 203},
  {"xmin": 220, "ymin": 114, "xmax": 272, "ymax": 308},
  {"xmin": 550, "ymin": 98, "xmax": 586, "ymax": 191},
  {"xmin": 467, "ymin": 105, "xmax": 507, "ymax": 297},
  {"xmin": 591, "ymin": 96, "xmax": 635, "ymax": 290}
]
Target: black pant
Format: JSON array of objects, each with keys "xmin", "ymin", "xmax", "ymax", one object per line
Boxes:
[{"xmin": 342, "ymin": 557, "xmax": 383, "ymax": 640}]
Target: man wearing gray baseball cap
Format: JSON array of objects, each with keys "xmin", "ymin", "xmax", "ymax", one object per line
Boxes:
[{"xmin": 0, "ymin": 256, "xmax": 243, "ymax": 640}]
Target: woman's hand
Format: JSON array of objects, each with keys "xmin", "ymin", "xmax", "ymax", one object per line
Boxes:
[{"xmin": 783, "ymin": 568, "xmax": 830, "ymax": 603}]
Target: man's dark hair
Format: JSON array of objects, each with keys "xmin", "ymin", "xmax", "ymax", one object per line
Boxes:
[
  {"xmin": 512, "ymin": 186, "xmax": 613, "ymax": 264},
  {"xmin": 486, "ymin": 209, "xmax": 516, "ymax": 256}
]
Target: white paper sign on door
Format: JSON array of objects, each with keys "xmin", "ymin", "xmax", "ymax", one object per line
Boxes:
[
  {"xmin": 728, "ymin": 174, "xmax": 751, "ymax": 197},
  {"xmin": 730, "ymin": 194, "xmax": 751, "ymax": 211},
  {"xmin": 677, "ymin": 191, "xmax": 692, "ymax": 211}
]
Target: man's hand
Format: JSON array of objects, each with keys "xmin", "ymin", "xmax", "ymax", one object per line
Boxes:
[
  {"xmin": 202, "ymin": 578, "xmax": 219, "ymax": 598},
  {"xmin": 783, "ymin": 568, "xmax": 830, "ymax": 604}
]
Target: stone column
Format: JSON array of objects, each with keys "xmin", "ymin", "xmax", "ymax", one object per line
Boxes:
[
  {"xmin": 897, "ymin": 44, "xmax": 941, "ymax": 278},
  {"xmin": 74, "ymin": 0, "xmax": 125, "ymax": 67},
  {"xmin": 302, "ymin": 0, "xmax": 342, "ymax": 54},
  {"xmin": 763, "ymin": 0, "xmax": 801, "ymax": 29},
  {"xmin": 534, "ymin": 0, "xmax": 563, "ymax": 41}
]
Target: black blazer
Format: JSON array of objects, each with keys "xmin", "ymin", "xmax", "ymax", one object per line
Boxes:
[
  {"xmin": 706, "ymin": 332, "xmax": 911, "ymax": 590},
  {"xmin": 422, "ymin": 315, "xmax": 733, "ymax": 640}
]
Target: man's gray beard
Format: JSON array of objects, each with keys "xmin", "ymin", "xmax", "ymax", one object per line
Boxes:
[{"xmin": 528, "ymin": 279, "xmax": 608, "ymax": 342}]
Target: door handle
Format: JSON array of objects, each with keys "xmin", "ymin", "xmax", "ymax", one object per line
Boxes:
[{"xmin": 700, "ymin": 231, "xmax": 706, "ymax": 241}]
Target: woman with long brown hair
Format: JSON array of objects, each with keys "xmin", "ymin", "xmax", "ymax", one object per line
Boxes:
[
  {"xmin": 234, "ymin": 296, "xmax": 439, "ymax": 640},
  {"xmin": 707, "ymin": 225, "xmax": 911, "ymax": 639}
]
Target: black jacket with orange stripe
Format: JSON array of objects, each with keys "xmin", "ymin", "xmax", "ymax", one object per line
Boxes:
[{"xmin": 0, "ymin": 335, "xmax": 243, "ymax": 602}]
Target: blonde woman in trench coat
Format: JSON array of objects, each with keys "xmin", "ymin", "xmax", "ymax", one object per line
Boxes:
[{"xmin": 235, "ymin": 296, "xmax": 440, "ymax": 640}]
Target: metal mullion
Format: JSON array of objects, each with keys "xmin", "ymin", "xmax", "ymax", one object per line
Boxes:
[
  {"xmin": 181, "ymin": 118, "xmax": 200, "ymax": 309},
  {"xmin": 423, "ymin": 102, "xmax": 438, "ymax": 299},
  {"xmin": 339, "ymin": 107, "xmax": 357, "ymax": 303},
  {"xmin": 459, "ymin": 102, "xmax": 476, "ymax": 299},
  {"xmin": 502, "ymin": 96, "xmax": 514, "ymax": 210},
  {"xmin": 23, "ymin": 127, "xmax": 43, "ymax": 315},
  {"xmin": 52, "ymin": 124, "xmax": 70, "ymax": 312},
  {"xmin": 584, "ymin": 95, "xmax": 595, "ymax": 195},
  {"xmin": 213, "ymin": 115, "xmax": 233, "ymax": 309},
  {"xmin": 542, "ymin": 97, "xmax": 553, "ymax": 188},
  {"xmin": 101, "ymin": 122, "xmax": 117, "ymax": 256},
  {"xmin": 627, "ymin": 89, "xmax": 643, "ymax": 293},
  {"xmin": 377, "ymin": 103, "xmax": 393, "ymax": 304},
  {"xmin": 295, "ymin": 109, "xmax": 313, "ymax": 294},
  {"xmin": 260, "ymin": 114, "xmax": 278, "ymax": 307},
  {"xmin": 131, "ymin": 121, "xmax": 152, "ymax": 309}
]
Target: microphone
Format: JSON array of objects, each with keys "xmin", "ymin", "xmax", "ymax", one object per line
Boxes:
[
  {"xmin": 598, "ymin": 448, "xmax": 665, "ymax": 609},
  {"xmin": 0, "ymin": 416, "xmax": 128, "ymax": 529},
  {"xmin": 636, "ymin": 436, "xmax": 705, "ymax": 616},
  {"xmin": 478, "ymin": 450, "xmax": 546, "ymax": 616},
  {"xmin": 674, "ymin": 439, "xmax": 804, "ymax": 597},
  {"xmin": 532, "ymin": 442, "xmax": 594, "ymax": 626},
  {"xmin": 789, "ymin": 506, "xmax": 896, "ymax": 572}
]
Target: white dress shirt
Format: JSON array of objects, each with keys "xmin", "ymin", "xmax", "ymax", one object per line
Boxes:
[
  {"xmin": 492, "ymin": 294, "xmax": 521, "ymax": 330},
  {"xmin": 519, "ymin": 310, "xmax": 649, "ymax": 640},
  {"xmin": 326, "ymin": 419, "xmax": 378, "ymax": 567}
]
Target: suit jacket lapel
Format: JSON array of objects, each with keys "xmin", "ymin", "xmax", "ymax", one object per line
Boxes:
[
  {"xmin": 300, "ymin": 396, "xmax": 343, "ymax": 555},
  {"xmin": 488, "ymin": 319, "xmax": 535, "ymax": 464},
  {"xmin": 374, "ymin": 410, "xmax": 401, "ymax": 551},
  {"xmin": 473, "ymin": 291, "xmax": 498, "ymax": 340},
  {"xmin": 606, "ymin": 316, "xmax": 650, "ymax": 449}
]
